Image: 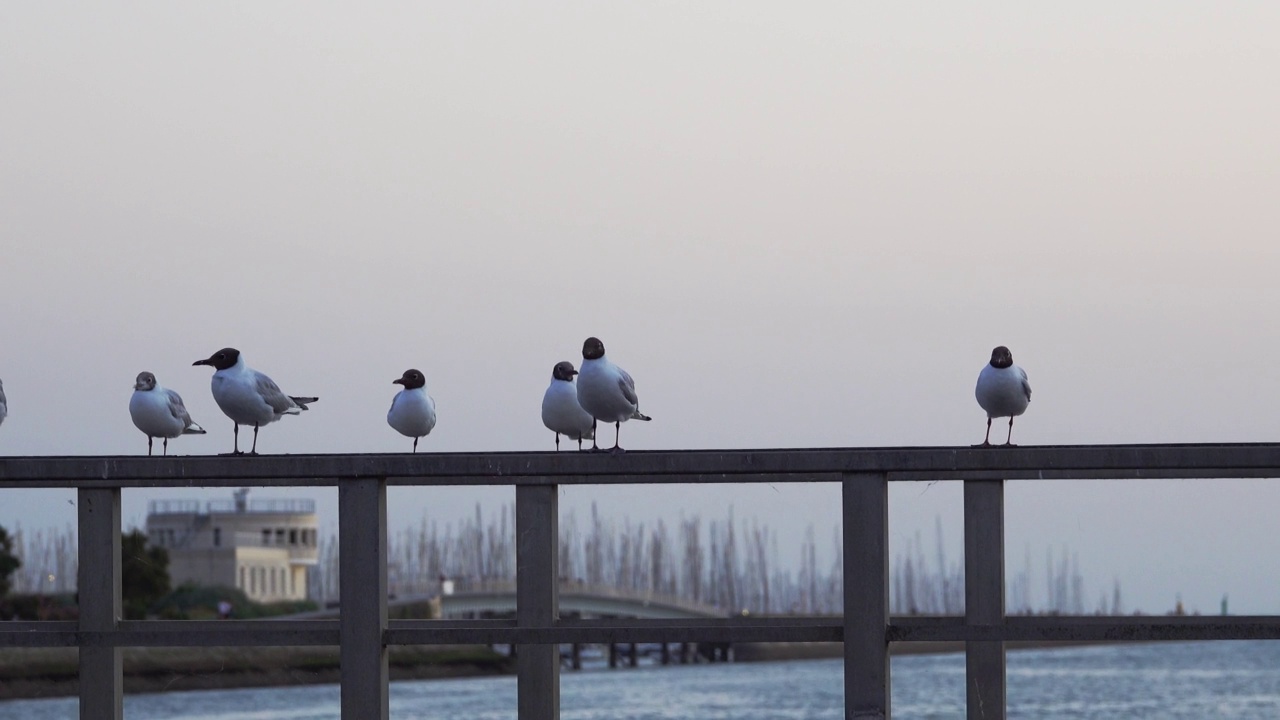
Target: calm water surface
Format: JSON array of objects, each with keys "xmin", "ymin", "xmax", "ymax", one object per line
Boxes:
[{"xmin": 5, "ymin": 641, "xmax": 1280, "ymax": 719}]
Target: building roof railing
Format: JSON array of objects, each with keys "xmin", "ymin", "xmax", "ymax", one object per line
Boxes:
[{"xmin": 147, "ymin": 498, "xmax": 317, "ymax": 516}]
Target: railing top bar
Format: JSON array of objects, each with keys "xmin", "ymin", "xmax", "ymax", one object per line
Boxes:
[{"xmin": 3, "ymin": 443, "xmax": 1280, "ymax": 487}]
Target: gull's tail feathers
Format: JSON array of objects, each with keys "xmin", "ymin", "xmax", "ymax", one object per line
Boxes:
[
  {"xmin": 182, "ymin": 423, "xmax": 207, "ymax": 435},
  {"xmin": 631, "ymin": 410, "xmax": 652, "ymax": 421},
  {"xmin": 290, "ymin": 396, "xmax": 319, "ymax": 411}
]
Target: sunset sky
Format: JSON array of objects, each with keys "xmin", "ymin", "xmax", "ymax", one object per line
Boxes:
[{"xmin": 3, "ymin": 2, "xmax": 1279, "ymax": 614}]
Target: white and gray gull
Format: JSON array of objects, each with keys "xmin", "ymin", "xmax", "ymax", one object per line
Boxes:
[
  {"xmin": 193, "ymin": 348, "xmax": 317, "ymax": 455},
  {"xmin": 575, "ymin": 337, "xmax": 651, "ymax": 452},
  {"xmin": 0, "ymin": 378, "xmax": 7, "ymax": 428},
  {"xmin": 387, "ymin": 368, "xmax": 437, "ymax": 452},
  {"xmin": 129, "ymin": 371, "xmax": 206, "ymax": 456},
  {"xmin": 541, "ymin": 361, "xmax": 595, "ymax": 451},
  {"xmin": 975, "ymin": 345, "xmax": 1031, "ymax": 446}
]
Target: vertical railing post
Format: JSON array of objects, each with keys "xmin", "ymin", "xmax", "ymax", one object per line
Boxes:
[
  {"xmin": 78, "ymin": 487, "xmax": 122, "ymax": 720},
  {"xmin": 965, "ymin": 479, "xmax": 1006, "ymax": 720},
  {"xmin": 340, "ymin": 478, "xmax": 388, "ymax": 720},
  {"xmin": 844, "ymin": 472, "xmax": 890, "ymax": 719},
  {"xmin": 516, "ymin": 483, "xmax": 559, "ymax": 720}
]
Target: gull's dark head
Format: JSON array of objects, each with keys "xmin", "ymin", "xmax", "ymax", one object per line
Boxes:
[
  {"xmin": 552, "ymin": 361, "xmax": 578, "ymax": 381},
  {"xmin": 989, "ymin": 346, "xmax": 1014, "ymax": 369},
  {"xmin": 582, "ymin": 337, "xmax": 605, "ymax": 361},
  {"xmin": 134, "ymin": 372, "xmax": 157, "ymax": 391},
  {"xmin": 193, "ymin": 348, "xmax": 240, "ymax": 371},
  {"xmin": 394, "ymin": 369, "xmax": 426, "ymax": 390}
]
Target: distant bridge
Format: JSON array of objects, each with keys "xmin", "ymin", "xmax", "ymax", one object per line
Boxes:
[{"xmin": 430, "ymin": 580, "xmax": 726, "ymax": 619}]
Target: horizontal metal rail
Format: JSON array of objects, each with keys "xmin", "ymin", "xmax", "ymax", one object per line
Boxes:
[
  {"xmin": 6, "ymin": 443, "xmax": 1280, "ymax": 486},
  {"xmin": 2, "ymin": 443, "xmax": 1279, "ymax": 720}
]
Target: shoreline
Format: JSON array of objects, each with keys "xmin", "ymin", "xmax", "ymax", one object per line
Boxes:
[
  {"xmin": 0, "ymin": 646, "xmax": 512, "ymax": 702},
  {"xmin": 1, "ymin": 639, "xmax": 1136, "ymax": 701}
]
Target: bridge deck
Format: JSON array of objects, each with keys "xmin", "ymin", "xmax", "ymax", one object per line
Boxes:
[{"xmin": 3, "ymin": 443, "xmax": 1280, "ymax": 720}]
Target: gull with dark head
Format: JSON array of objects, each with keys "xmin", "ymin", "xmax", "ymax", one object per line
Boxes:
[
  {"xmin": 541, "ymin": 361, "xmax": 594, "ymax": 451},
  {"xmin": 388, "ymin": 368, "xmax": 437, "ymax": 452},
  {"xmin": 975, "ymin": 345, "xmax": 1031, "ymax": 446},
  {"xmin": 129, "ymin": 371, "xmax": 206, "ymax": 456},
  {"xmin": 576, "ymin": 337, "xmax": 651, "ymax": 452},
  {"xmin": 193, "ymin": 348, "xmax": 317, "ymax": 455}
]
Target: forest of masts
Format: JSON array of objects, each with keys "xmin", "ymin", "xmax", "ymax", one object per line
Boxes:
[{"xmin": 6, "ymin": 507, "xmax": 1122, "ymax": 615}]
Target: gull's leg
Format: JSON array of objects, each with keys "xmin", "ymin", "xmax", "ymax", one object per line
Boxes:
[
  {"xmin": 233, "ymin": 423, "xmax": 240, "ymax": 455},
  {"xmin": 147, "ymin": 437, "xmax": 153, "ymax": 456},
  {"xmin": 591, "ymin": 419, "xmax": 600, "ymax": 451},
  {"xmin": 555, "ymin": 433, "xmax": 560, "ymax": 451},
  {"xmin": 1005, "ymin": 417, "xmax": 1016, "ymax": 446},
  {"xmin": 250, "ymin": 424, "xmax": 260, "ymax": 455},
  {"xmin": 163, "ymin": 438, "xmax": 169, "ymax": 456},
  {"xmin": 577, "ymin": 435, "xmax": 584, "ymax": 452},
  {"xmin": 413, "ymin": 437, "xmax": 419, "ymax": 453},
  {"xmin": 982, "ymin": 417, "xmax": 993, "ymax": 446},
  {"xmin": 611, "ymin": 421, "xmax": 624, "ymax": 454}
]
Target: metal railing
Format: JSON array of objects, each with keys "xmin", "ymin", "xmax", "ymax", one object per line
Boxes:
[{"xmin": 4, "ymin": 444, "xmax": 1280, "ymax": 720}]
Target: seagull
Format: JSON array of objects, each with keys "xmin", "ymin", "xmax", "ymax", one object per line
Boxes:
[
  {"xmin": 387, "ymin": 368, "xmax": 437, "ymax": 452},
  {"xmin": 975, "ymin": 345, "xmax": 1031, "ymax": 446},
  {"xmin": 0, "ymin": 378, "xmax": 7, "ymax": 428},
  {"xmin": 192, "ymin": 348, "xmax": 317, "ymax": 455},
  {"xmin": 541, "ymin": 361, "xmax": 595, "ymax": 451},
  {"xmin": 129, "ymin": 371, "xmax": 206, "ymax": 456},
  {"xmin": 576, "ymin": 337, "xmax": 651, "ymax": 452}
]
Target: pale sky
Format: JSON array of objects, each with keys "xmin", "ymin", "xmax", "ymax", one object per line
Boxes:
[{"xmin": 2, "ymin": 2, "xmax": 1280, "ymax": 614}]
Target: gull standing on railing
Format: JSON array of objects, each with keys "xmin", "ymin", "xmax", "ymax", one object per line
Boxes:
[
  {"xmin": 193, "ymin": 347, "xmax": 318, "ymax": 455},
  {"xmin": 541, "ymin": 361, "xmax": 594, "ymax": 451},
  {"xmin": 129, "ymin": 371, "xmax": 206, "ymax": 455},
  {"xmin": 975, "ymin": 345, "xmax": 1031, "ymax": 445},
  {"xmin": 387, "ymin": 368, "xmax": 437, "ymax": 452},
  {"xmin": 576, "ymin": 337, "xmax": 651, "ymax": 452}
]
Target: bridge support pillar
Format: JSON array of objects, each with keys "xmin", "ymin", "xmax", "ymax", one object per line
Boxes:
[{"xmin": 517, "ymin": 484, "xmax": 560, "ymax": 719}]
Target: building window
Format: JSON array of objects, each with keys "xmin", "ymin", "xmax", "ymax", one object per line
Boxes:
[
  {"xmin": 276, "ymin": 528, "xmax": 286, "ymax": 545},
  {"xmin": 289, "ymin": 529, "xmax": 298, "ymax": 545},
  {"xmin": 239, "ymin": 565, "xmax": 245, "ymax": 590},
  {"xmin": 213, "ymin": 528, "xmax": 221, "ymax": 547},
  {"xmin": 262, "ymin": 529, "xmax": 271, "ymax": 545}
]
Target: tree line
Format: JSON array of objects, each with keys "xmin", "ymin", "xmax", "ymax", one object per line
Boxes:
[{"xmin": 1, "ymin": 510, "xmax": 1120, "ymax": 616}]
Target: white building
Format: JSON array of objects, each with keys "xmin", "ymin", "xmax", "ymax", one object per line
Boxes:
[{"xmin": 145, "ymin": 489, "xmax": 318, "ymax": 603}]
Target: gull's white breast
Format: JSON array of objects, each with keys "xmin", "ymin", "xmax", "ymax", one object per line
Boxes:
[
  {"xmin": 130, "ymin": 389, "xmax": 187, "ymax": 439},
  {"xmin": 388, "ymin": 387, "xmax": 437, "ymax": 438},
  {"xmin": 542, "ymin": 380, "xmax": 595, "ymax": 438},
  {"xmin": 975, "ymin": 364, "xmax": 1031, "ymax": 419},
  {"xmin": 211, "ymin": 369, "xmax": 279, "ymax": 426},
  {"xmin": 576, "ymin": 357, "xmax": 636, "ymax": 423}
]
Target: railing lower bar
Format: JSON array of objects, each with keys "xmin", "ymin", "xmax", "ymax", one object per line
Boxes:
[
  {"xmin": 965, "ymin": 479, "xmax": 1006, "ymax": 720},
  {"xmin": 339, "ymin": 477, "xmax": 388, "ymax": 720},
  {"xmin": 516, "ymin": 484, "xmax": 560, "ymax": 720},
  {"xmin": 844, "ymin": 473, "xmax": 891, "ymax": 719},
  {"xmin": 78, "ymin": 487, "xmax": 123, "ymax": 720}
]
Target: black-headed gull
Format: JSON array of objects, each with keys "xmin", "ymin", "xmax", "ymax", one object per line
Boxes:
[
  {"xmin": 192, "ymin": 348, "xmax": 317, "ymax": 455},
  {"xmin": 541, "ymin": 361, "xmax": 595, "ymax": 451},
  {"xmin": 576, "ymin": 337, "xmax": 651, "ymax": 452},
  {"xmin": 0, "ymin": 378, "xmax": 7, "ymax": 429},
  {"xmin": 388, "ymin": 368, "xmax": 437, "ymax": 452},
  {"xmin": 975, "ymin": 345, "xmax": 1031, "ymax": 446},
  {"xmin": 129, "ymin": 371, "xmax": 206, "ymax": 456}
]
